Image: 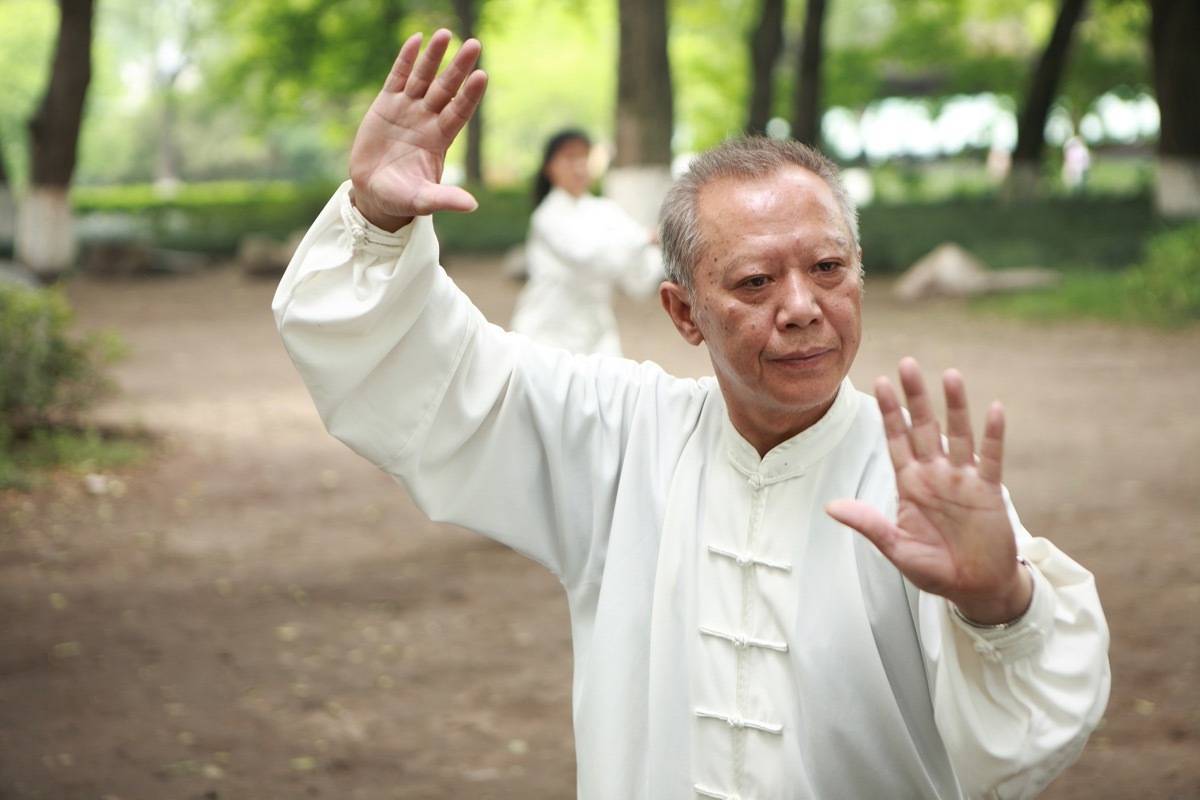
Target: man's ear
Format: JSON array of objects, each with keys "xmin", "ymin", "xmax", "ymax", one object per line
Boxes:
[{"xmin": 660, "ymin": 282, "xmax": 705, "ymax": 346}]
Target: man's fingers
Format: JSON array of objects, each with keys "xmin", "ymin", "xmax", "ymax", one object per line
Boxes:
[
  {"xmin": 429, "ymin": 184, "xmax": 479, "ymax": 215},
  {"xmin": 439, "ymin": 69, "xmax": 488, "ymax": 139},
  {"xmin": 424, "ymin": 37, "xmax": 482, "ymax": 114},
  {"xmin": 875, "ymin": 376, "xmax": 913, "ymax": 473},
  {"xmin": 403, "ymin": 28, "xmax": 453, "ymax": 100},
  {"xmin": 382, "ymin": 32, "xmax": 424, "ymax": 94},
  {"xmin": 898, "ymin": 358, "xmax": 942, "ymax": 461},
  {"xmin": 978, "ymin": 401, "xmax": 1005, "ymax": 484},
  {"xmin": 825, "ymin": 499, "xmax": 898, "ymax": 557},
  {"xmin": 943, "ymin": 369, "xmax": 975, "ymax": 467}
]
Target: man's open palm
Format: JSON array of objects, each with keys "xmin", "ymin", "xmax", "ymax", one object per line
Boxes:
[
  {"xmin": 826, "ymin": 358, "xmax": 1032, "ymax": 625},
  {"xmin": 348, "ymin": 29, "xmax": 487, "ymax": 231}
]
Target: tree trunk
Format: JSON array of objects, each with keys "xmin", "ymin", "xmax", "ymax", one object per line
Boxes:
[
  {"xmin": 1005, "ymin": 0, "xmax": 1088, "ymax": 200},
  {"xmin": 451, "ymin": 0, "xmax": 484, "ymax": 185},
  {"xmin": 746, "ymin": 0, "xmax": 785, "ymax": 134},
  {"xmin": 18, "ymin": 0, "xmax": 95, "ymax": 279},
  {"xmin": 614, "ymin": 0, "xmax": 673, "ymax": 167},
  {"xmin": 1150, "ymin": 0, "xmax": 1200, "ymax": 218},
  {"xmin": 607, "ymin": 0, "xmax": 675, "ymax": 226},
  {"xmin": 790, "ymin": 0, "xmax": 828, "ymax": 148},
  {"xmin": 0, "ymin": 135, "xmax": 13, "ymax": 253},
  {"xmin": 154, "ymin": 76, "xmax": 181, "ymax": 196},
  {"xmin": 152, "ymin": 2, "xmax": 196, "ymax": 198}
]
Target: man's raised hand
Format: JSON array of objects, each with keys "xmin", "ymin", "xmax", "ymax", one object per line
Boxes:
[
  {"xmin": 825, "ymin": 358, "xmax": 1032, "ymax": 625},
  {"xmin": 348, "ymin": 30, "xmax": 487, "ymax": 231}
]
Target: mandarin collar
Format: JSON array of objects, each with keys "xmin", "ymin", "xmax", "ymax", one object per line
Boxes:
[{"xmin": 722, "ymin": 377, "xmax": 859, "ymax": 484}]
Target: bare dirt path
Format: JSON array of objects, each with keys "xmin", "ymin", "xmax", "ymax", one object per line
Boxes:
[{"xmin": 1, "ymin": 255, "xmax": 1197, "ymax": 799}]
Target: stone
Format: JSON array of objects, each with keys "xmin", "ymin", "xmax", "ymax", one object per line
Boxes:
[
  {"xmin": 893, "ymin": 242, "xmax": 1060, "ymax": 301},
  {"xmin": 893, "ymin": 243, "xmax": 991, "ymax": 301}
]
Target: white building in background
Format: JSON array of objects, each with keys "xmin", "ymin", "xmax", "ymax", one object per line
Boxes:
[{"xmin": 821, "ymin": 91, "xmax": 1159, "ymax": 165}]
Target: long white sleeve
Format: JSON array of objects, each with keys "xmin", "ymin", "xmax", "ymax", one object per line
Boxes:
[
  {"xmin": 272, "ymin": 182, "xmax": 687, "ymax": 583},
  {"xmin": 923, "ymin": 525, "xmax": 1111, "ymax": 798}
]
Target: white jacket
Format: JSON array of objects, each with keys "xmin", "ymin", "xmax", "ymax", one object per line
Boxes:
[{"xmin": 274, "ymin": 184, "xmax": 1111, "ymax": 800}]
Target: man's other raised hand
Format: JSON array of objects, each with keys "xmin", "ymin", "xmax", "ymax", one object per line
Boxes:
[{"xmin": 348, "ymin": 30, "xmax": 487, "ymax": 231}]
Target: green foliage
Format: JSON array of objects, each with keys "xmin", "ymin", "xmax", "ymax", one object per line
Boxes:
[
  {"xmin": 970, "ymin": 222, "xmax": 1199, "ymax": 329},
  {"xmin": 70, "ymin": 179, "xmax": 531, "ymax": 254},
  {"xmin": 433, "ymin": 184, "xmax": 531, "ymax": 253},
  {"xmin": 668, "ymin": 0, "xmax": 755, "ymax": 150},
  {"xmin": 59, "ymin": 0, "xmax": 1158, "ymax": 190},
  {"xmin": 0, "ymin": 282, "xmax": 125, "ymax": 446},
  {"xmin": 0, "ymin": 0, "xmax": 57, "ymax": 188},
  {"xmin": 969, "ymin": 271, "xmax": 1131, "ymax": 324},
  {"xmin": 0, "ymin": 425, "xmax": 146, "ymax": 491},
  {"xmin": 476, "ymin": 0, "xmax": 617, "ymax": 183},
  {"xmin": 1120, "ymin": 222, "xmax": 1200, "ymax": 326},
  {"xmin": 212, "ymin": 0, "xmax": 410, "ymax": 118},
  {"xmin": 859, "ymin": 193, "xmax": 1163, "ymax": 275},
  {"xmin": 72, "ymin": 180, "xmax": 339, "ymax": 252},
  {"xmin": 1061, "ymin": 0, "xmax": 1151, "ymax": 114},
  {"xmin": 0, "ymin": 282, "xmax": 139, "ymax": 490}
]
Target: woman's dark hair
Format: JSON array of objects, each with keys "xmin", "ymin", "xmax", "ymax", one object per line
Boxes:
[{"xmin": 533, "ymin": 129, "xmax": 591, "ymax": 208}]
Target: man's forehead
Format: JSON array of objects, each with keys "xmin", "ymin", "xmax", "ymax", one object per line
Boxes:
[
  {"xmin": 699, "ymin": 167, "xmax": 833, "ymax": 210},
  {"xmin": 697, "ymin": 168, "xmax": 842, "ymax": 230}
]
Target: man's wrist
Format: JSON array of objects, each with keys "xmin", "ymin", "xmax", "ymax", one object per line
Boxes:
[
  {"xmin": 951, "ymin": 556, "xmax": 1035, "ymax": 629},
  {"xmin": 348, "ymin": 187, "xmax": 413, "ymax": 233}
]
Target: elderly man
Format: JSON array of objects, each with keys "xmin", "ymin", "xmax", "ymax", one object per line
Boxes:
[{"xmin": 273, "ymin": 30, "xmax": 1109, "ymax": 799}]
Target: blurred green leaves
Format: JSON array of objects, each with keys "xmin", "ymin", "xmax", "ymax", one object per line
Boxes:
[{"xmin": 0, "ymin": 0, "xmax": 1163, "ymax": 192}]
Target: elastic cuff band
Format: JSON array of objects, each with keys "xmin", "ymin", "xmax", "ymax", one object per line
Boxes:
[{"xmin": 950, "ymin": 556, "xmax": 1035, "ymax": 630}]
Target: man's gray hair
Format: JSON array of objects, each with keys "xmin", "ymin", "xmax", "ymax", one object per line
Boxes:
[{"xmin": 658, "ymin": 136, "xmax": 860, "ymax": 293}]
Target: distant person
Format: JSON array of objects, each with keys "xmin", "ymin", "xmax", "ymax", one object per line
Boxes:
[
  {"xmin": 508, "ymin": 129, "xmax": 662, "ymax": 356},
  {"xmin": 275, "ymin": 30, "xmax": 1110, "ymax": 799},
  {"xmin": 1062, "ymin": 135, "xmax": 1091, "ymax": 193},
  {"xmin": 986, "ymin": 144, "xmax": 1012, "ymax": 182}
]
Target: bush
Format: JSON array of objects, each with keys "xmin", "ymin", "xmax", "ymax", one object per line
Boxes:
[
  {"xmin": 0, "ymin": 282, "xmax": 125, "ymax": 443},
  {"xmin": 72, "ymin": 180, "xmax": 534, "ymax": 256},
  {"xmin": 859, "ymin": 194, "xmax": 1162, "ymax": 274},
  {"xmin": 73, "ymin": 181, "xmax": 338, "ymax": 254},
  {"xmin": 970, "ymin": 220, "xmax": 1200, "ymax": 328},
  {"xmin": 1121, "ymin": 222, "xmax": 1200, "ymax": 327},
  {"xmin": 434, "ymin": 184, "xmax": 531, "ymax": 254}
]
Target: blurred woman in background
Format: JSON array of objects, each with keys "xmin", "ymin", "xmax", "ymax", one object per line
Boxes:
[{"xmin": 509, "ymin": 130, "xmax": 662, "ymax": 357}]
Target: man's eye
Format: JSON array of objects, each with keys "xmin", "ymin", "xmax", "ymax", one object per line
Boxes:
[
  {"xmin": 815, "ymin": 261, "xmax": 841, "ymax": 273},
  {"xmin": 742, "ymin": 276, "xmax": 769, "ymax": 288}
]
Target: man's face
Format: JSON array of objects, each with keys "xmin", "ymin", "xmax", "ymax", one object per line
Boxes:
[{"xmin": 660, "ymin": 166, "xmax": 863, "ymax": 455}]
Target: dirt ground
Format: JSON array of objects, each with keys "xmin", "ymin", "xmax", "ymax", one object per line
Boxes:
[{"xmin": 1, "ymin": 253, "xmax": 1197, "ymax": 800}]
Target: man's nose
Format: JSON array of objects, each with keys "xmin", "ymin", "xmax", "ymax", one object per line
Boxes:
[{"xmin": 777, "ymin": 272, "xmax": 821, "ymax": 328}]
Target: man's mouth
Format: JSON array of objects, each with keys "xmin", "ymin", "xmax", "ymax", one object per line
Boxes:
[{"xmin": 773, "ymin": 347, "xmax": 830, "ymax": 363}]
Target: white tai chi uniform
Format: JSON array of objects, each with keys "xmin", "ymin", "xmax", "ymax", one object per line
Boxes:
[
  {"xmin": 510, "ymin": 187, "xmax": 662, "ymax": 356},
  {"xmin": 274, "ymin": 183, "xmax": 1111, "ymax": 800}
]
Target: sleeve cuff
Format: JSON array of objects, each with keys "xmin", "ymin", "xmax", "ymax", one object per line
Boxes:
[
  {"xmin": 947, "ymin": 558, "xmax": 1054, "ymax": 663},
  {"xmin": 339, "ymin": 182, "xmax": 415, "ymax": 253}
]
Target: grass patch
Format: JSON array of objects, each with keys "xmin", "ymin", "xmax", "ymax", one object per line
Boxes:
[
  {"xmin": 0, "ymin": 425, "xmax": 151, "ymax": 492},
  {"xmin": 972, "ymin": 222, "xmax": 1200, "ymax": 329},
  {"xmin": 971, "ymin": 271, "xmax": 1135, "ymax": 324}
]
